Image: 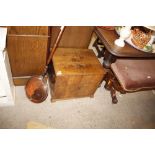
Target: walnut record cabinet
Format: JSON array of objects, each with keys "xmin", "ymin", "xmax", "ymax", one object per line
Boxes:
[{"xmin": 50, "ymin": 48, "xmax": 105, "ymax": 100}]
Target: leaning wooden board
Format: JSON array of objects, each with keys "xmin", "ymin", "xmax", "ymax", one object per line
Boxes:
[
  {"xmin": 50, "ymin": 26, "xmax": 94, "ymax": 48},
  {"xmin": 6, "ymin": 26, "xmax": 49, "ymax": 85},
  {"xmin": 7, "ymin": 35, "xmax": 48, "ymax": 76}
]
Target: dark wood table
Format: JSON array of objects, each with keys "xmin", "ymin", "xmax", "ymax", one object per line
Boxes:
[{"xmin": 94, "ymin": 27, "xmax": 155, "ymax": 68}]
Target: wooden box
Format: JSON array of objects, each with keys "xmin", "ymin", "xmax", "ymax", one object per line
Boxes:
[{"xmin": 50, "ymin": 48, "xmax": 105, "ymax": 100}]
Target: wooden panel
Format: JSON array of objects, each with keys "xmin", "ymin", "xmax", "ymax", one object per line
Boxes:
[
  {"xmin": 13, "ymin": 77, "xmax": 29, "ymax": 86},
  {"xmin": 52, "ymin": 74, "xmax": 103, "ymax": 99},
  {"xmin": 7, "ymin": 26, "xmax": 49, "ymax": 35},
  {"xmin": 50, "ymin": 26, "xmax": 94, "ymax": 48},
  {"xmin": 7, "ymin": 35, "xmax": 48, "ymax": 77},
  {"xmin": 51, "ymin": 48, "xmax": 105, "ymax": 99}
]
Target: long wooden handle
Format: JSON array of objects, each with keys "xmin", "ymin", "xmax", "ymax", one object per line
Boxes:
[{"xmin": 47, "ymin": 26, "xmax": 65, "ymax": 65}]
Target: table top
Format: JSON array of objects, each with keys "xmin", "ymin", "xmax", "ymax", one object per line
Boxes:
[{"xmin": 95, "ymin": 27, "xmax": 155, "ymax": 58}]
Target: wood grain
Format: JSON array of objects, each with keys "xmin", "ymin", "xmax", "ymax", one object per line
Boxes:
[
  {"xmin": 7, "ymin": 26, "xmax": 49, "ymax": 35},
  {"xmin": 13, "ymin": 77, "xmax": 29, "ymax": 86},
  {"xmin": 51, "ymin": 48, "xmax": 105, "ymax": 99},
  {"xmin": 7, "ymin": 35, "xmax": 48, "ymax": 77},
  {"xmin": 50, "ymin": 26, "xmax": 94, "ymax": 48},
  {"xmin": 53, "ymin": 48, "xmax": 104, "ymax": 75}
]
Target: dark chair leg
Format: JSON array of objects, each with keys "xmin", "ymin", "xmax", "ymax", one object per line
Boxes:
[
  {"xmin": 104, "ymin": 71, "xmax": 118, "ymax": 104},
  {"xmin": 110, "ymin": 87, "xmax": 118, "ymax": 104},
  {"xmin": 104, "ymin": 77, "xmax": 112, "ymax": 90},
  {"xmin": 104, "ymin": 71, "xmax": 113, "ymax": 90}
]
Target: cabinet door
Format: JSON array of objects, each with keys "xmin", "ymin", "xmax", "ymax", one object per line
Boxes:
[{"xmin": 7, "ymin": 35, "xmax": 48, "ymax": 77}]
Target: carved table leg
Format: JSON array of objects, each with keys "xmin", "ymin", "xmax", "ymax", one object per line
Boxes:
[
  {"xmin": 104, "ymin": 72, "xmax": 112, "ymax": 90},
  {"xmin": 105, "ymin": 78, "xmax": 118, "ymax": 104},
  {"xmin": 104, "ymin": 71, "xmax": 118, "ymax": 104},
  {"xmin": 110, "ymin": 87, "xmax": 118, "ymax": 104},
  {"xmin": 103, "ymin": 51, "xmax": 116, "ymax": 69}
]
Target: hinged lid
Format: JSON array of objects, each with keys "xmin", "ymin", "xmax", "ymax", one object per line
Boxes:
[{"xmin": 53, "ymin": 48, "xmax": 104, "ymax": 76}]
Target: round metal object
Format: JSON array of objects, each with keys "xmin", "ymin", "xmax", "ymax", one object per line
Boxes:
[{"xmin": 25, "ymin": 76, "xmax": 48, "ymax": 103}]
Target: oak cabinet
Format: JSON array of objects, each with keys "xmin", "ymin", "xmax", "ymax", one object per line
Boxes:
[{"xmin": 51, "ymin": 48, "xmax": 105, "ymax": 100}]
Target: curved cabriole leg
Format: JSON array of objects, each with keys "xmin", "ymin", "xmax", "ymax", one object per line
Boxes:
[
  {"xmin": 104, "ymin": 71, "xmax": 118, "ymax": 104},
  {"xmin": 104, "ymin": 72, "xmax": 112, "ymax": 90},
  {"xmin": 110, "ymin": 87, "xmax": 118, "ymax": 104}
]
